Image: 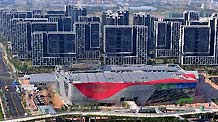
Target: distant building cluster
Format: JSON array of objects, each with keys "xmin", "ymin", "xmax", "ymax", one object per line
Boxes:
[{"xmin": 0, "ymin": 5, "xmax": 218, "ymax": 66}]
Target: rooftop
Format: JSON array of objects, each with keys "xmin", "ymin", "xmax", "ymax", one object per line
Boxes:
[
  {"xmin": 67, "ymin": 71, "xmax": 179, "ymax": 83},
  {"xmin": 38, "ymin": 105, "xmax": 56, "ymax": 114},
  {"xmin": 102, "ymin": 64, "xmax": 181, "ymax": 72},
  {"xmin": 57, "ymin": 65, "xmax": 198, "ymax": 83},
  {"xmin": 30, "ymin": 73, "xmax": 56, "ymax": 83}
]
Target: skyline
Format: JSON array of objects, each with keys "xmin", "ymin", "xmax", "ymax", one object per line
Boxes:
[
  {"xmin": 1, "ymin": 4, "xmax": 218, "ymax": 67},
  {"xmin": 1, "ymin": 1, "xmax": 218, "ymax": 122}
]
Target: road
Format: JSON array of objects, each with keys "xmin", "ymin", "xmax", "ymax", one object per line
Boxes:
[
  {"xmin": 0, "ymin": 49, "xmax": 26, "ymax": 118},
  {"xmin": 2, "ymin": 108, "xmax": 218, "ymax": 122}
]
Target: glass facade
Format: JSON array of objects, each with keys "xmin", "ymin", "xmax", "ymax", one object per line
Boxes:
[
  {"xmin": 104, "ymin": 25, "xmax": 147, "ymax": 65},
  {"xmin": 75, "ymin": 18, "xmax": 101, "ymax": 60},
  {"xmin": 133, "ymin": 13, "xmax": 157, "ymax": 57},
  {"xmin": 32, "ymin": 22, "xmax": 57, "ymax": 32},
  {"xmin": 32, "ymin": 32, "xmax": 76, "ymax": 66},
  {"xmin": 105, "ymin": 27, "xmax": 134, "ymax": 56},
  {"xmin": 156, "ymin": 22, "xmax": 171, "ymax": 49},
  {"xmin": 58, "ymin": 17, "xmax": 72, "ymax": 31},
  {"xmin": 183, "ymin": 26, "xmax": 210, "ymax": 56},
  {"xmin": 16, "ymin": 22, "xmax": 57, "ymax": 59},
  {"xmin": 47, "ymin": 34, "xmax": 76, "ymax": 54},
  {"xmin": 65, "ymin": 5, "xmax": 87, "ymax": 23}
]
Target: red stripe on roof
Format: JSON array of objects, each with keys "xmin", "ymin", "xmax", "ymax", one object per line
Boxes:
[
  {"xmin": 73, "ymin": 77, "xmax": 197, "ymax": 100},
  {"xmin": 182, "ymin": 74, "xmax": 196, "ymax": 79}
]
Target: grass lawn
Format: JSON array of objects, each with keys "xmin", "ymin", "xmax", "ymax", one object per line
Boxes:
[
  {"xmin": 177, "ymin": 98, "xmax": 193, "ymax": 105},
  {"xmin": 9, "ymin": 58, "xmax": 54, "ymax": 74}
]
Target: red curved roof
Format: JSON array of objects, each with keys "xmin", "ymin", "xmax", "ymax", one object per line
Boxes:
[{"xmin": 73, "ymin": 76, "xmax": 197, "ymax": 100}]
